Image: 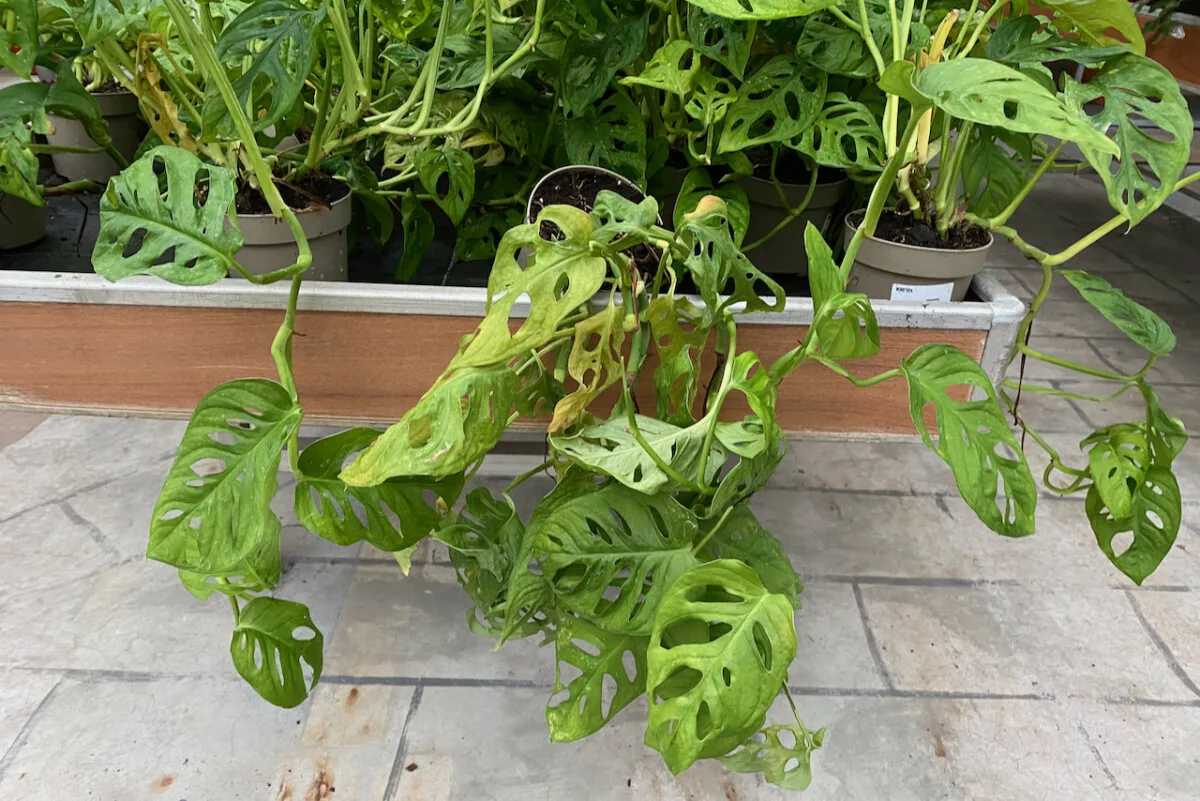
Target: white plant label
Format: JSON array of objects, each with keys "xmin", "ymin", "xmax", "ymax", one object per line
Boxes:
[{"xmin": 890, "ymin": 281, "xmax": 954, "ymax": 302}]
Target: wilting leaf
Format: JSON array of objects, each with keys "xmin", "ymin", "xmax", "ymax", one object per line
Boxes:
[
  {"xmin": 645, "ymin": 560, "xmax": 796, "ymax": 774},
  {"xmin": 373, "ymin": 0, "xmax": 432, "ymax": 40},
  {"xmin": 901, "ymin": 344, "xmax": 1037, "ymax": 537},
  {"xmin": 1059, "ymin": 270, "xmax": 1176, "ymax": 355},
  {"xmin": 673, "ymin": 168, "xmax": 750, "ymax": 246},
  {"xmin": 1139, "ymin": 383, "xmax": 1189, "ymax": 467},
  {"xmin": 1040, "ymin": 0, "xmax": 1145, "ymax": 56},
  {"xmin": 549, "ymin": 301, "xmax": 626, "ymax": 433},
  {"xmin": 682, "ymin": 0, "xmax": 838, "ymax": 21},
  {"xmin": 648, "ymin": 295, "xmax": 710, "ymax": 425},
  {"xmin": 0, "ymin": 0, "xmax": 37, "ymax": 78},
  {"xmin": 93, "ymin": 147, "xmax": 244, "ymax": 285},
  {"xmin": 986, "ymin": 15, "xmax": 1130, "ymax": 65},
  {"xmin": 547, "ymin": 615, "xmax": 649, "ymax": 742},
  {"xmin": 230, "ymin": 597, "xmax": 323, "ymax": 708},
  {"xmin": 720, "ymin": 722, "xmax": 824, "ymax": 791}
]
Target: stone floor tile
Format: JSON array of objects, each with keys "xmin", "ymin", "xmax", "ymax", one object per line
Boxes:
[
  {"xmin": 60, "ymin": 465, "xmax": 166, "ymax": 562},
  {"xmin": 0, "ymin": 416, "xmax": 184, "ymax": 520},
  {"xmin": 0, "ymin": 676, "xmax": 410, "ymax": 801},
  {"xmin": 1004, "ymin": 336, "xmax": 1120, "ymax": 382},
  {"xmin": 1126, "ymin": 590, "xmax": 1200, "ymax": 694},
  {"xmin": 859, "ymin": 584, "xmax": 1194, "ymax": 701},
  {"xmin": 322, "ymin": 563, "xmax": 548, "ymax": 682},
  {"xmin": 1016, "ymin": 378, "xmax": 1148, "ymax": 433},
  {"xmin": 770, "ymin": 439, "xmax": 959, "ymax": 495},
  {"xmin": 0, "ymin": 670, "xmax": 58, "ymax": 760},
  {"xmin": 0, "ymin": 412, "xmax": 46, "ymax": 450},
  {"xmin": 1097, "ymin": 337, "xmax": 1200, "ymax": 387},
  {"xmin": 792, "ymin": 582, "xmax": 885, "ymax": 690},
  {"xmin": 0, "ymin": 504, "xmax": 117, "ymax": 600},
  {"xmin": 1070, "ymin": 701, "xmax": 1200, "ymax": 801}
]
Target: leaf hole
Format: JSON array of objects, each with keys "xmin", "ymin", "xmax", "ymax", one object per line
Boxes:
[{"xmin": 751, "ymin": 621, "xmax": 773, "ymax": 670}]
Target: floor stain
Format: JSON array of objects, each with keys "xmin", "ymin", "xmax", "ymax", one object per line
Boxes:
[
  {"xmin": 345, "ymin": 687, "xmax": 360, "ymax": 708},
  {"xmin": 723, "ymin": 781, "xmax": 739, "ymax": 801},
  {"xmin": 933, "ymin": 732, "xmax": 948, "ymax": 758},
  {"xmin": 149, "ymin": 774, "xmax": 175, "ymax": 794},
  {"xmin": 277, "ymin": 784, "xmax": 293, "ymax": 801},
  {"xmin": 305, "ymin": 762, "xmax": 335, "ymax": 801}
]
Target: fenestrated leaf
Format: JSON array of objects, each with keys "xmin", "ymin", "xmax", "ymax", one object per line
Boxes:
[
  {"xmin": 339, "ymin": 365, "xmax": 519, "ymax": 486},
  {"xmin": 93, "ymin": 147, "xmax": 244, "ymax": 285},
  {"xmin": 1139, "ymin": 383, "xmax": 1189, "ymax": 467},
  {"xmin": 230, "ymin": 597, "xmax": 323, "ymax": 708},
  {"xmin": 589, "ymin": 189, "xmax": 661, "ymax": 252},
  {"xmin": 901, "ymin": 344, "xmax": 1037, "ymax": 537},
  {"xmin": 1059, "ymin": 270, "xmax": 1176, "ymax": 356},
  {"xmin": 0, "ymin": 0, "xmax": 37, "ymax": 78},
  {"xmin": 648, "ymin": 295, "xmax": 710, "ymax": 426},
  {"xmin": 678, "ymin": 197, "xmax": 786, "ymax": 326},
  {"xmin": 1041, "ymin": 0, "xmax": 1145, "ymax": 56},
  {"xmin": 673, "ymin": 168, "xmax": 750, "ymax": 246},
  {"xmin": 372, "ymin": 0, "xmax": 432, "ymax": 40},
  {"xmin": 719, "ymin": 56, "xmax": 827, "ymax": 154},
  {"xmin": 1, "ymin": 61, "xmax": 111, "ymax": 149},
  {"xmin": 1081, "ymin": 423, "xmax": 1148, "ymax": 519},
  {"xmin": 687, "ymin": 8, "xmax": 754, "ymax": 79},
  {"xmin": 437, "ymin": 487, "xmax": 527, "ymax": 627},
  {"xmin": 147, "ymin": 379, "xmax": 302, "ymax": 574},
  {"xmin": 791, "ymin": 92, "xmax": 885, "ymax": 172},
  {"xmin": 709, "ymin": 421, "xmax": 786, "ymax": 513},
  {"xmin": 416, "ymin": 147, "xmax": 476, "ymax": 225},
  {"xmin": 397, "ymin": 193, "xmax": 434, "ymax": 281},
  {"xmin": 207, "ymin": 0, "xmax": 327, "ymax": 139},
  {"xmin": 549, "ymin": 301, "xmax": 626, "ymax": 433},
  {"xmin": 620, "ymin": 40, "xmax": 699, "ymax": 98},
  {"xmin": 700, "ymin": 506, "xmax": 801, "ymax": 609},
  {"xmin": 294, "ymin": 428, "xmax": 464, "ymax": 552},
  {"xmin": 1086, "ymin": 465, "xmax": 1181, "ymax": 584},
  {"xmin": 804, "ymin": 222, "xmax": 880, "ymax": 360},
  {"xmin": 910, "ymin": 59, "xmax": 1119, "ymax": 159},
  {"xmin": 961, "ymin": 126, "xmax": 1032, "ymax": 218},
  {"xmin": 682, "ymin": 0, "xmax": 838, "ymax": 20},
  {"xmin": 645, "ymin": 560, "xmax": 796, "ymax": 774},
  {"xmin": 561, "ymin": 14, "xmax": 647, "ymax": 114},
  {"xmin": 179, "ymin": 524, "xmax": 280, "ymax": 601},
  {"xmin": 562, "ymin": 92, "xmax": 647, "ymax": 183},
  {"xmin": 134, "ymin": 33, "xmax": 199, "ymax": 154},
  {"xmin": 547, "ymin": 615, "xmax": 649, "ymax": 742},
  {"xmin": 44, "ymin": 0, "xmax": 150, "ymax": 46},
  {"xmin": 552, "ymin": 414, "xmax": 726, "ymax": 494},
  {"xmin": 684, "ymin": 71, "xmax": 738, "ymax": 128},
  {"xmin": 535, "ymin": 476, "xmax": 700, "ymax": 635},
  {"xmin": 1064, "ymin": 54, "xmax": 1193, "ymax": 225},
  {"xmin": 455, "ymin": 206, "xmax": 523, "ymax": 263},
  {"xmin": 986, "ymin": 15, "xmax": 1131, "ymax": 65},
  {"xmin": 0, "ymin": 113, "xmax": 41, "ymax": 205},
  {"xmin": 797, "ymin": 13, "xmax": 879, "ymax": 78},
  {"xmin": 720, "ymin": 722, "xmax": 824, "ymax": 791}
]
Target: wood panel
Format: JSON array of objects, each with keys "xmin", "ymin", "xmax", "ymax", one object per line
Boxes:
[{"xmin": 0, "ymin": 302, "xmax": 986, "ymax": 436}]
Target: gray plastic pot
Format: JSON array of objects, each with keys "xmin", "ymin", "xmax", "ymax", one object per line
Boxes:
[
  {"xmin": 740, "ymin": 173, "xmax": 849, "ymax": 276},
  {"xmin": 650, "ymin": 166, "xmax": 690, "ymax": 227},
  {"xmin": 234, "ymin": 192, "xmax": 352, "ymax": 282},
  {"xmin": 46, "ymin": 90, "xmax": 144, "ymax": 184},
  {"xmin": 844, "ymin": 211, "xmax": 992, "ymax": 302},
  {"xmin": 0, "ymin": 194, "xmax": 46, "ymax": 250}
]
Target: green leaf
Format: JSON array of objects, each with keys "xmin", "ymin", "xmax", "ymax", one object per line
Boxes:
[
  {"xmin": 0, "ymin": 0, "xmax": 37, "ymax": 78},
  {"xmin": 535, "ymin": 476, "xmax": 700, "ymax": 635},
  {"xmin": 230, "ymin": 597, "xmax": 323, "ymax": 709},
  {"xmin": 1082, "ymin": 423, "xmax": 1148, "ymax": 519},
  {"xmin": 877, "ymin": 60, "xmax": 926, "ymax": 106},
  {"xmin": 0, "ymin": 60, "xmax": 110, "ymax": 150},
  {"xmin": 648, "ymin": 295, "xmax": 710, "ymax": 425},
  {"xmin": 911, "ymin": 59, "xmax": 1118, "ymax": 158},
  {"xmin": 353, "ymin": 189, "xmax": 395, "ymax": 247},
  {"xmin": 645, "ymin": 560, "xmax": 796, "ymax": 774},
  {"xmin": 562, "ymin": 92, "xmax": 647, "ymax": 183},
  {"xmin": 673, "ymin": 168, "xmax": 750, "ymax": 246},
  {"xmin": 547, "ymin": 615, "xmax": 649, "ymax": 742},
  {"xmin": 589, "ymin": 189, "xmax": 662, "ymax": 252},
  {"xmin": 961, "ymin": 126, "xmax": 1032, "ymax": 218},
  {"xmin": 1041, "ymin": 0, "xmax": 1145, "ymax": 56},
  {"xmin": 93, "ymin": 147, "xmax": 244, "ymax": 285},
  {"xmin": 719, "ymin": 56, "xmax": 827, "ymax": 154},
  {"xmin": 792, "ymin": 92, "xmax": 885, "ymax": 172},
  {"xmin": 207, "ymin": 0, "xmax": 327, "ymax": 139},
  {"xmin": 684, "ymin": 72, "xmax": 738, "ymax": 129},
  {"xmin": 679, "ymin": 198, "xmax": 786, "ymax": 326},
  {"xmin": 1064, "ymin": 54, "xmax": 1193, "ymax": 225},
  {"xmin": 1059, "ymin": 270, "xmax": 1176, "ymax": 356},
  {"xmin": 986, "ymin": 15, "xmax": 1131, "ymax": 65},
  {"xmin": 805, "ymin": 222, "xmax": 880, "ymax": 360},
  {"xmin": 901, "ymin": 344, "xmax": 1037, "ymax": 537},
  {"xmin": 455, "ymin": 206, "xmax": 523, "ymax": 263},
  {"xmin": 178, "ymin": 523, "xmax": 281, "ymax": 601},
  {"xmin": 294, "ymin": 428, "xmax": 463, "ymax": 552},
  {"xmin": 797, "ymin": 13, "xmax": 880, "ymax": 78},
  {"xmin": 720, "ymin": 722, "xmax": 824, "ymax": 791},
  {"xmin": 397, "ymin": 193, "xmax": 434, "ymax": 281},
  {"xmin": 339, "ymin": 365, "xmax": 520, "ymax": 485},
  {"xmin": 552, "ymin": 414, "xmax": 726, "ymax": 494},
  {"xmin": 1139, "ymin": 383, "xmax": 1189, "ymax": 467},
  {"xmin": 44, "ymin": 0, "xmax": 149, "ymax": 46},
  {"xmin": 416, "ymin": 147, "xmax": 476, "ymax": 225},
  {"xmin": 1086, "ymin": 465, "xmax": 1181, "ymax": 584},
  {"xmin": 687, "ymin": 8, "xmax": 754, "ymax": 79},
  {"xmin": 682, "ymin": 0, "xmax": 838, "ymax": 20},
  {"xmin": 700, "ymin": 506, "xmax": 802, "ymax": 609},
  {"xmin": 0, "ymin": 112, "xmax": 41, "ymax": 205},
  {"xmin": 437, "ymin": 487, "xmax": 526, "ymax": 618},
  {"xmin": 372, "ymin": 0, "xmax": 432, "ymax": 41},
  {"xmin": 709, "ymin": 421, "xmax": 786, "ymax": 513},
  {"xmin": 621, "ymin": 40, "xmax": 699, "ymax": 98},
  {"xmin": 147, "ymin": 379, "xmax": 302, "ymax": 574},
  {"xmin": 561, "ymin": 13, "xmax": 646, "ymax": 114}
]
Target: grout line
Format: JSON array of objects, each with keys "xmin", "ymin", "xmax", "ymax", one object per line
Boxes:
[
  {"xmin": 58, "ymin": 499, "xmax": 122, "ymax": 563},
  {"xmin": 1083, "ymin": 338, "xmax": 1128, "ymax": 375},
  {"xmin": 851, "ymin": 582, "xmax": 894, "ymax": 691},
  {"xmin": 787, "ymin": 685, "xmax": 1051, "ymax": 702},
  {"xmin": 0, "ymin": 678, "xmax": 62, "ymax": 780},
  {"xmin": 0, "ymin": 473, "xmax": 125, "ymax": 526},
  {"xmin": 323, "ymin": 675, "xmax": 545, "ymax": 689},
  {"xmin": 382, "ymin": 684, "xmax": 424, "ymax": 801},
  {"xmin": 1125, "ymin": 590, "xmax": 1200, "ymax": 700},
  {"xmin": 1077, "ymin": 721, "xmax": 1120, "ymax": 790},
  {"xmin": 815, "ymin": 575, "xmax": 1022, "ymax": 588},
  {"xmin": 1101, "ymin": 695, "xmax": 1200, "ymax": 708}
]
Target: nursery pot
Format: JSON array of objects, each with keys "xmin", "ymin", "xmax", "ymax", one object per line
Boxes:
[
  {"xmin": 649, "ymin": 166, "xmax": 690, "ymax": 227},
  {"xmin": 0, "ymin": 194, "xmax": 46, "ymax": 250},
  {"xmin": 45, "ymin": 90, "xmax": 144, "ymax": 185},
  {"xmin": 235, "ymin": 192, "xmax": 353, "ymax": 282},
  {"xmin": 844, "ymin": 211, "xmax": 992, "ymax": 303},
  {"xmin": 740, "ymin": 172, "xmax": 849, "ymax": 276}
]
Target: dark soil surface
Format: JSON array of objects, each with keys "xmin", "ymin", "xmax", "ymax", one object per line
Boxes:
[
  {"xmin": 235, "ymin": 174, "xmax": 349, "ymax": 215},
  {"xmin": 90, "ymin": 80, "xmax": 126, "ymax": 94},
  {"xmin": 849, "ymin": 209, "xmax": 990, "ymax": 250}
]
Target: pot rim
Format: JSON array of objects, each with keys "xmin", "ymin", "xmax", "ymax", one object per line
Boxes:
[
  {"xmin": 525, "ymin": 164, "xmax": 646, "ymax": 223},
  {"xmin": 234, "ymin": 186, "xmax": 353, "ymax": 221},
  {"xmin": 845, "ymin": 208, "xmax": 994, "ymax": 254},
  {"xmin": 743, "ymin": 171, "xmax": 850, "ymax": 190}
]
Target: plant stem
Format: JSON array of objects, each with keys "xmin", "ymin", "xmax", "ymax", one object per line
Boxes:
[
  {"xmin": 815, "ymin": 358, "xmax": 904, "ymax": 388},
  {"xmin": 216, "ymin": 578, "xmax": 241, "ymax": 621},
  {"xmin": 744, "ymin": 154, "xmax": 819, "ymax": 253},
  {"xmin": 620, "ymin": 374, "xmax": 712, "ymax": 495},
  {"xmin": 951, "ymin": 0, "xmax": 980, "ymax": 51},
  {"xmin": 855, "ymin": 0, "xmax": 888, "ymax": 76},
  {"xmin": 691, "ymin": 504, "xmax": 735, "ymax": 556},
  {"xmin": 1000, "ymin": 379, "xmax": 1140, "ymax": 404},
  {"xmin": 42, "ymin": 179, "xmax": 102, "ymax": 196},
  {"xmin": 957, "ymin": 0, "xmax": 1009, "ymax": 57},
  {"xmin": 694, "ymin": 319, "xmax": 737, "ymax": 486},
  {"xmin": 505, "ymin": 458, "xmax": 555, "ymax": 493},
  {"xmin": 327, "ymin": 0, "xmax": 369, "ymax": 110},
  {"xmin": 303, "ymin": 40, "xmax": 335, "ymax": 173},
  {"xmin": 1016, "ymin": 344, "xmax": 1137, "ymax": 381},
  {"xmin": 829, "ymin": 6, "xmax": 863, "ymax": 32}
]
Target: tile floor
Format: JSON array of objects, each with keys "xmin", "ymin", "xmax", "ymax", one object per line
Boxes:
[{"xmin": 2, "ymin": 173, "xmax": 1200, "ymax": 800}]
